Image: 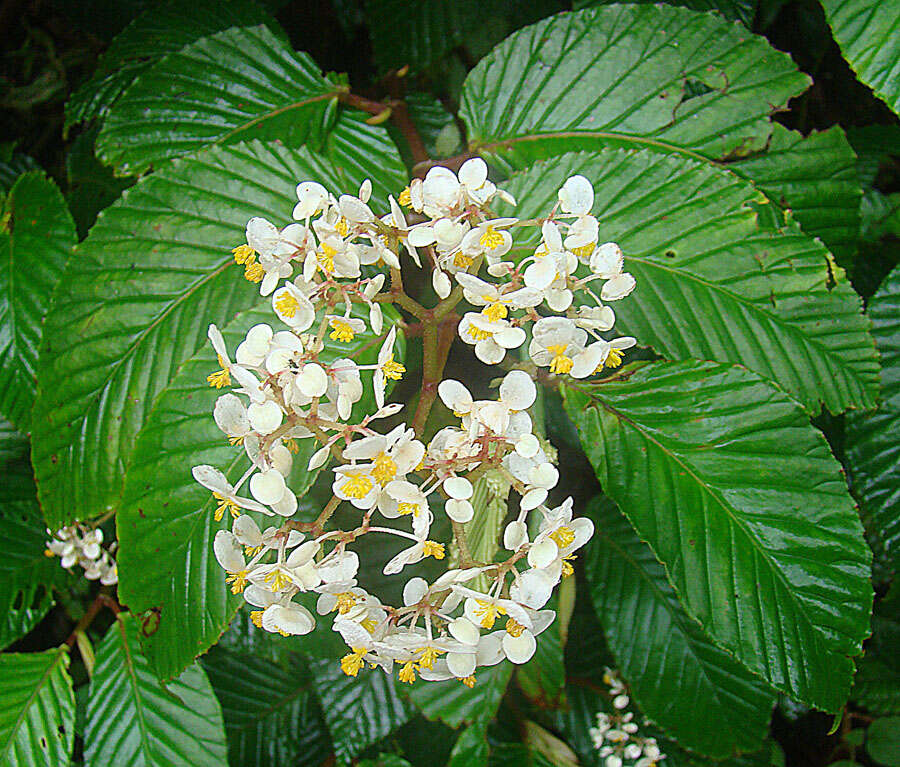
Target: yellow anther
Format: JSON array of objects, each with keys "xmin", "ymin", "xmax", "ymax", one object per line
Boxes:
[
  {"xmin": 472, "ymin": 599, "xmax": 506, "ymax": 629},
  {"xmin": 341, "ymin": 474, "xmax": 374, "ymax": 500},
  {"xmin": 416, "ymin": 647, "xmax": 444, "ymax": 669},
  {"xmin": 341, "ymin": 648, "xmax": 368, "ymax": 677},
  {"xmin": 44, "ymin": 548, "xmax": 55, "ymax": 558},
  {"xmin": 274, "ymin": 292, "xmax": 300, "ymax": 318},
  {"xmin": 244, "ymin": 261, "xmax": 265, "ymax": 282},
  {"xmin": 398, "ymin": 187, "xmax": 412, "ymax": 207},
  {"xmin": 335, "ymin": 217, "xmax": 350, "ymax": 237},
  {"xmin": 468, "ymin": 325, "xmax": 493, "ymax": 342},
  {"xmin": 334, "ymin": 592, "xmax": 358, "ymax": 614},
  {"xmin": 461, "ymin": 675, "xmax": 477, "ymax": 688},
  {"xmin": 232, "ymin": 244, "xmax": 256, "ymax": 264},
  {"xmin": 549, "ymin": 525, "xmax": 575, "ymax": 549},
  {"xmin": 207, "ymin": 355, "xmax": 231, "ymax": 388},
  {"xmin": 212, "ymin": 492, "xmax": 240, "ymax": 522},
  {"xmin": 397, "ymin": 502, "xmax": 420, "ymax": 517},
  {"xmin": 561, "ymin": 555, "xmax": 576, "ymax": 578},
  {"xmin": 398, "ymin": 660, "xmax": 418, "ymax": 684},
  {"xmin": 371, "ymin": 452, "xmax": 397, "ymax": 485},
  {"xmin": 453, "ymin": 252, "xmax": 473, "ymax": 269},
  {"xmin": 329, "ymin": 318, "xmax": 356, "ymax": 343},
  {"xmin": 264, "ymin": 568, "xmax": 291, "ymax": 592},
  {"xmin": 282, "ymin": 438, "xmax": 299, "ymax": 454},
  {"xmin": 605, "ymin": 348, "xmax": 624, "ymax": 368},
  {"xmin": 505, "ymin": 618, "xmax": 526, "ymax": 637},
  {"xmin": 360, "ymin": 618, "xmax": 378, "ymax": 633},
  {"xmin": 318, "ymin": 243, "xmax": 336, "ymax": 274},
  {"xmin": 570, "ymin": 241, "xmax": 596, "ymax": 259},
  {"xmin": 244, "ymin": 544, "xmax": 263, "ymax": 557},
  {"xmin": 547, "ymin": 344, "xmax": 574, "ymax": 375},
  {"xmin": 380, "ymin": 355, "xmax": 405, "ymax": 381},
  {"xmin": 250, "ymin": 610, "xmax": 264, "ymax": 628},
  {"xmin": 225, "ymin": 570, "xmax": 248, "ymax": 594},
  {"xmin": 481, "ymin": 301, "xmax": 508, "ymax": 322},
  {"xmin": 423, "ymin": 541, "xmax": 445, "ymax": 560},
  {"xmin": 479, "ymin": 225, "xmax": 504, "ymax": 251}
]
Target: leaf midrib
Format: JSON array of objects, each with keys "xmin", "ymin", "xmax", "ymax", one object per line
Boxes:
[{"xmin": 116, "ymin": 616, "xmax": 154, "ymax": 762}]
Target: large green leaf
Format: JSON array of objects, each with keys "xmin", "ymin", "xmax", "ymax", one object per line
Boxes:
[
  {"xmin": 0, "ymin": 172, "xmax": 75, "ymax": 429},
  {"xmin": 853, "ymin": 587, "xmax": 900, "ymax": 716},
  {"xmin": 117, "ymin": 299, "xmax": 396, "ymax": 679},
  {"xmin": 845, "ymin": 265, "xmax": 900, "ymax": 577},
  {"xmin": 96, "ymin": 25, "xmax": 341, "ymax": 175},
  {"xmin": 585, "ymin": 496, "xmax": 775, "ymax": 757},
  {"xmin": 576, "ymin": 0, "xmax": 757, "ymax": 26},
  {"xmin": 821, "ymin": 0, "xmax": 900, "ymax": 117},
  {"xmin": 562, "ymin": 360, "xmax": 873, "ymax": 711},
  {"xmin": 65, "ymin": 0, "xmax": 284, "ymax": 128},
  {"xmin": 0, "ymin": 416, "xmax": 27, "ymax": 465},
  {"xmin": 32, "ymin": 138, "xmax": 404, "ymax": 531},
  {"xmin": 408, "ymin": 662, "xmax": 513, "ymax": 728},
  {"xmin": 0, "ymin": 647, "xmax": 75, "ymax": 766},
  {"xmin": 503, "ymin": 150, "xmax": 878, "ymax": 414},
  {"xmin": 460, "ymin": 5, "xmax": 860, "ymax": 259},
  {"xmin": 309, "ymin": 657, "xmax": 412, "ymax": 763},
  {"xmin": 84, "ymin": 613, "xmax": 228, "ymax": 767},
  {"xmin": 0, "ymin": 149, "xmax": 37, "ymax": 194},
  {"xmin": 203, "ymin": 645, "xmax": 332, "ymax": 767},
  {"xmin": 0, "ymin": 474, "xmax": 73, "ymax": 650}
]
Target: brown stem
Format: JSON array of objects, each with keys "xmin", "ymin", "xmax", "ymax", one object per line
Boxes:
[
  {"xmin": 312, "ymin": 494, "xmax": 343, "ymax": 537},
  {"xmin": 65, "ymin": 591, "xmax": 117, "ymax": 647},
  {"xmin": 337, "ymin": 91, "xmax": 429, "ymax": 166}
]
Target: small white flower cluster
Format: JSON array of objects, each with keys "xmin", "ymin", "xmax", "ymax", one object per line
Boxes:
[
  {"xmin": 193, "ymin": 159, "xmax": 637, "ymax": 686},
  {"xmin": 45, "ymin": 525, "xmax": 118, "ymax": 585},
  {"xmin": 590, "ymin": 669, "xmax": 666, "ymax": 767}
]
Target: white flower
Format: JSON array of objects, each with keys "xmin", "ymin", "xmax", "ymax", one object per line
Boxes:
[
  {"xmin": 558, "ymin": 175, "xmax": 594, "ymax": 216},
  {"xmin": 373, "ymin": 326, "xmax": 404, "ymax": 408},
  {"xmin": 261, "ymin": 602, "xmax": 316, "ymax": 635},
  {"xmin": 458, "ymin": 312, "xmax": 526, "ymax": 365},
  {"xmin": 529, "ymin": 317, "xmax": 588, "ymax": 375},
  {"xmin": 293, "ymin": 181, "xmax": 328, "ymax": 219},
  {"xmin": 272, "ymin": 283, "xmax": 315, "ymax": 330},
  {"xmin": 192, "ymin": 465, "xmax": 271, "ymax": 519},
  {"xmin": 590, "ymin": 243, "xmax": 636, "ymax": 301}
]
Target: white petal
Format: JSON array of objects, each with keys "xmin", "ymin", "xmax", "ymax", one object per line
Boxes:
[
  {"xmin": 528, "ymin": 537, "xmax": 559, "ymax": 569},
  {"xmin": 214, "ymin": 393, "xmax": 249, "ymax": 436},
  {"xmin": 524, "ymin": 259, "xmax": 556, "ymax": 290},
  {"xmin": 558, "ymin": 175, "xmax": 594, "ymax": 216},
  {"xmin": 515, "ymin": 434, "xmax": 540, "ymax": 459},
  {"xmin": 520, "ymin": 487, "xmax": 547, "ymax": 511},
  {"xmin": 246, "ymin": 217, "xmax": 279, "ymax": 255},
  {"xmin": 403, "ymin": 577, "xmax": 429, "ymax": 606},
  {"xmin": 270, "ymin": 487, "xmax": 297, "ymax": 517},
  {"xmin": 601, "ymin": 273, "xmax": 637, "ymax": 301},
  {"xmin": 503, "ymin": 521, "xmax": 528, "ymax": 551},
  {"xmin": 262, "ymin": 604, "xmax": 315, "ymax": 635},
  {"xmin": 438, "ymin": 379, "xmax": 473, "ymax": 413},
  {"xmin": 250, "ymin": 469, "xmax": 286, "ymax": 505},
  {"xmin": 298, "ymin": 363, "xmax": 328, "ymax": 397},
  {"xmin": 192, "ymin": 465, "xmax": 230, "ymax": 494},
  {"xmin": 247, "ymin": 400, "xmax": 283, "ymax": 435},
  {"xmin": 338, "ymin": 194, "xmax": 374, "ymax": 223},
  {"xmin": 443, "ymin": 476, "xmax": 473, "ymax": 500},
  {"xmin": 446, "ymin": 651, "xmax": 477, "ymax": 678},
  {"xmin": 213, "ymin": 530, "xmax": 244, "ymax": 572},
  {"xmin": 445, "ymin": 499, "xmax": 474, "ymax": 523},
  {"xmin": 449, "ymin": 617, "xmax": 481, "ymax": 646},
  {"xmin": 308, "ymin": 445, "xmax": 331, "ymax": 470},
  {"xmin": 499, "ymin": 370, "xmax": 536, "ymax": 410},
  {"xmin": 503, "ymin": 630, "xmax": 537, "ymax": 664},
  {"xmin": 433, "ymin": 269, "xmax": 452, "ymax": 299},
  {"xmin": 459, "ymin": 157, "xmax": 488, "ymax": 189}
]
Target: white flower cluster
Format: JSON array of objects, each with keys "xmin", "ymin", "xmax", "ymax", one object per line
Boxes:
[
  {"xmin": 590, "ymin": 669, "xmax": 666, "ymax": 767},
  {"xmin": 193, "ymin": 159, "xmax": 637, "ymax": 687},
  {"xmin": 45, "ymin": 524, "xmax": 118, "ymax": 585}
]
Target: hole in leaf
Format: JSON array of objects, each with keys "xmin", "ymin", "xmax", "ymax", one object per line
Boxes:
[
  {"xmin": 664, "ymin": 250, "xmax": 676, "ymax": 258},
  {"xmin": 682, "ymin": 77, "xmax": 716, "ymax": 100}
]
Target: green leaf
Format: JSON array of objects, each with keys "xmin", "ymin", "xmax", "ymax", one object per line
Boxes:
[
  {"xmin": 0, "ymin": 171, "xmax": 76, "ymax": 429},
  {"xmin": 853, "ymin": 587, "xmax": 900, "ymax": 715},
  {"xmin": 0, "ymin": 476, "xmax": 73, "ymax": 650},
  {"xmin": 117, "ymin": 298, "xmax": 396, "ymax": 679},
  {"xmin": 847, "ymin": 125, "xmax": 900, "ymax": 188},
  {"xmin": 0, "ymin": 416, "xmax": 27, "ymax": 465},
  {"xmin": 846, "ymin": 265, "xmax": 900, "ymax": 577},
  {"xmin": 562, "ymin": 360, "xmax": 873, "ymax": 711},
  {"xmin": 516, "ymin": 591, "xmax": 566, "ymax": 708},
  {"xmin": 65, "ymin": 0, "xmax": 286, "ymax": 128},
  {"xmin": 32, "ymin": 138, "xmax": 403, "ymax": 530},
  {"xmin": 585, "ymin": 495, "xmax": 775, "ymax": 757},
  {"xmin": 502, "ymin": 150, "xmax": 878, "ymax": 414},
  {"xmin": 575, "ymin": 0, "xmax": 757, "ymax": 26},
  {"xmin": 867, "ymin": 717, "xmax": 900, "ymax": 766},
  {"xmin": 96, "ymin": 25, "xmax": 341, "ymax": 175},
  {"xmin": 202, "ymin": 644, "xmax": 331, "ymax": 767},
  {"xmin": 460, "ymin": 5, "xmax": 859, "ymax": 260},
  {"xmin": 448, "ymin": 722, "xmax": 489, "ymax": 767},
  {"xmin": 821, "ymin": 0, "xmax": 900, "ymax": 117},
  {"xmin": 408, "ymin": 662, "xmax": 512, "ymax": 728},
  {"xmin": 309, "ymin": 657, "xmax": 412, "ymax": 763},
  {"xmin": 84, "ymin": 613, "xmax": 228, "ymax": 767},
  {"xmin": 0, "ymin": 150, "xmax": 38, "ymax": 194},
  {"xmin": 0, "ymin": 647, "xmax": 75, "ymax": 766}
]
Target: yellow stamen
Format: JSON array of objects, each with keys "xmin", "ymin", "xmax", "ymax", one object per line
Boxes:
[
  {"xmin": 505, "ymin": 618, "xmax": 526, "ymax": 637},
  {"xmin": 244, "ymin": 544, "xmax": 263, "ymax": 557},
  {"xmin": 360, "ymin": 618, "xmax": 378, "ymax": 633},
  {"xmin": 232, "ymin": 244, "xmax": 256, "ymax": 264},
  {"xmin": 605, "ymin": 348, "xmax": 624, "ymax": 368},
  {"xmin": 274, "ymin": 292, "xmax": 300, "ymax": 318},
  {"xmin": 453, "ymin": 252, "xmax": 473, "ymax": 269},
  {"xmin": 397, "ymin": 502, "xmax": 420, "ymax": 517},
  {"xmin": 398, "ymin": 187, "xmax": 412, "ymax": 207},
  {"xmin": 228, "ymin": 435, "xmax": 244, "ymax": 446},
  {"xmin": 547, "ymin": 344, "xmax": 574, "ymax": 375},
  {"xmin": 213, "ymin": 492, "xmax": 240, "ymax": 522},
  {"xmin": 225, "ymin": 570, "xmax": 248, "ymax": 594},
  {"xmin": 472, "ymin": 599, "xmax": 506, "ymax": 629},
  {"xmin": 341, "ymin": 648, "xmax": 367, "ymax": 677},
  {"xmin": 461, "ymin": 675, "xmax": 476, "ymax": 688},
  {"xmin": 561, "ymin": 555, "xmax": 576, "ymax": 578},
  {"xmin": 423, "ymin": 541, "xmax": 445, "ymax": 560},
  {"xmin": 372, "ymin": 452, "xmax": 397, "ymax": 485},
  {"xmin": 282, "ymin": 438, "xmax": 299, "ymax": 454},
  {"xmin": 467, "ymin": 325, "xmax": 493, "ymax": 342},
  {"xmin": 250, "ymin": 610, "xmax": 264, "ymax": 628},
  {"xmin": 44, "ymin": 548, "xmax": 55, "ymax": 558},
  {"xmin": 416, "ymin": 647, "xmax": 444, "ymax": 669},
  {"xmin": 341, "ymin": 474, "xmax": 374, "ymax": 500},
  {"xmin": 318, "ymin": 243, "xmax": 336, "ymax": 274},
  {"xmin": 481, "ymin": 301, "xmax": 508, "ymax": 322},
  {"xmin": 335, "ymin": 217, "xmax": 350, "ymax": 237},
  {"xmin": 334, "ymin": 592, "xmax": 358, "ymax": 614},
  {"xmin": 570, "ymin": 242, "xmax": 596, "ymax": 259},
  {"xmin": 479, "ymin": 225, "xmax": 504, "ymax": 251},
  {"xmin": 398, "ymin": 660, "xmax": 418, "ymax": 684},
  {"xmin": 549, "ymin": 525, "xmax": 575, "ymax": 549},
  {"xmin": 264, "ymin": 568, "xmax": 291, "ymax": 592},
  {"xmin": 329, "ymin": 318, "xmax": 356, "ymax": 343},
  {"xmin": 244, "ymin": 261, "xmax": 265, "ymax": 283},
  {"xmin": 207, "ymin": 355, "xmax": 231, "ymax": 388},
  {"xmin": 381, "ymin": 355, "xmax": 405, "ymax": 381}
]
